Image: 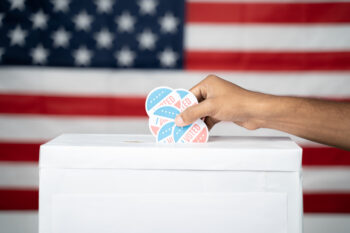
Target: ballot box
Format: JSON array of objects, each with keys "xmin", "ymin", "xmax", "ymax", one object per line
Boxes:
[{"xmin": 39, "ymin": 134, "xmax": 303, "ymax": 233}]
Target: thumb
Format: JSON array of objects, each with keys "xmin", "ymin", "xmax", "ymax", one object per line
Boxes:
[{"xmin": 175, "ymin": 100, "xmax": 214, "ymax": 126}]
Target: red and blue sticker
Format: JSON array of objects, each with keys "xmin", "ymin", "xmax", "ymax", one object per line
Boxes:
[
  {"xmin": 145, "ymin": 87, "xmax": 181, "ymax": 116},
  {"xmin": 149, "ymin": 106, "xmax": 180, "ymax": 137},
  {"xmin": 146, "ymin": 87, "xmax": 209, "ymax": 143}
]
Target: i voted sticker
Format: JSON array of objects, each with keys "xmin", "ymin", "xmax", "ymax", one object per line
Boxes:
[
  {"xmin": 176, "ymin": 89, "xmax": 198, "ymax": 111},
  {"xmin": 157, "ymin": 121, "xmax": 176, "ymax": 143},
  {"xmin": 145, "ymin": 87, "xmax": 182, "ymax": 116},
  {"xmin": 148, "ymin": 106, "xmax": 180, "ymax": 136},
  {"xmin": 146, "ymin": 86, "xmax": 210, "ymax": 143},
  {"xmin": 173, "ymin": 119, "xmax": 209, "ymax": 143}
]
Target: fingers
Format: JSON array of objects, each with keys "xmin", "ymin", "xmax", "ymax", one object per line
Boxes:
[
  {"xmin": 189, "ymin": 83, "xmax": 206, "ymax": 102},
  {"xmin": 175, "ymin": 99, "xmax": 214, "ymax": 126},
  {"xmin": 176, "ymin": 75, "xmax": 220, "ymax": 127},
  {"xmin": 204, "ymin": 117, "xmax": 219, "ymax": 130},
  {"xmin": 189, "ymin": 75, "xmax": 216, "ymax": 102}
]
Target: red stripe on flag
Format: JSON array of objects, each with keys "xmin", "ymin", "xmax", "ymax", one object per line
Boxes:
[
  {"xmin": 303, "ymin": 147, "xmax": 350, "ymax": 166},
  {"xmin": 0, "ymin": 94, "xmax": 147, "ymax": 117},
  {"xmin": 0, "ymin": 189, "xmax": 38, "ymax": 210},
  {"xmin": 304, "ymin": 193, "xmax": 350, "ymax": 213},
  {"xmin": 186, "ymin": 2, "xmax": 350, "ymax": 23},
  {"xmin": 0, "ymin": 189, "xmax": 349, "ymax": 213},
  {"xmin": 0, "ymin": 94, "xmax": 349, "ymax": 117},
  {"xmin": 185, "ymin": 51, "xmax": 350, "ymax": 71},
  {"xmin": 0, "ymin": 142, "xmax": 42, "ymax": 162}
]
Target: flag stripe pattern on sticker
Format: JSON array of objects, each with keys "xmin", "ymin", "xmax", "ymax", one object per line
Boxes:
[
  {"xmin": 149, "ymin": 105, "xmax": 180, "ymax": 137},
  {"xmin": 146, "ymin": 87, "xmax": 208, "ymax": 143},
  {"xmin": 1, "ymin": 0, "xmax": 350, "ymax": 232},
  {"xmin": 176, "ymin": 88, "xmax": 198, "ymax": 111},
  {"xmin": 145, "ymin": 87, "xmax": 182, "ymax": 116},
  {"xmin": 157, "ymin": 121, "xmax": 176, "ymax": 143},
  {"xmin": 173, "ymin": 119, "xmax": 209, "ymax": 143}
]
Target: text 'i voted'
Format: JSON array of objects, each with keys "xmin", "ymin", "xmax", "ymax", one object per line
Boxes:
[{"xmin": 145, "ymin": 87, "xmax": 209, "ymax": 143}]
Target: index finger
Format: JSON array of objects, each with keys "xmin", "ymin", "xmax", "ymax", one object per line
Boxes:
[{"xmin": 189, "ymin": 78, "xmax": 209, "ymax": 102}]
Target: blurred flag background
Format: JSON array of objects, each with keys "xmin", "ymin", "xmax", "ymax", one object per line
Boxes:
[{"xmin": 1, "ymin": 0, "xmax": 350, "ymax": 232}]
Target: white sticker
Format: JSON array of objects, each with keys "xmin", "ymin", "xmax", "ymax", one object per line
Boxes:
[
  {"xmin": 176, "ymin": 89, "xmax": 198, "ymax": 111},
  {"xmin": 173, "ymin": 119, "xmax": 209, "ymax": 143},
  {"xmin": 148, "ymin": 106, "xmax": 180, "ymax": 137},
  {"xmin": 146, "ymin": 86, "xmax": 209, "ymax": 143},
  {"xmin": 145, "ymin": 87, "xmax": 181, "ymax": 116},
  {"xmin": 156, "ymin": 121, "xmax": 176, "ymax": 143}
]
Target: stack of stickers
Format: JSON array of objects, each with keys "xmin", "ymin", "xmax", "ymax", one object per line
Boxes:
[{"xmin": 145, "ymin": 87, "xmax": 209, "ymax": 143}]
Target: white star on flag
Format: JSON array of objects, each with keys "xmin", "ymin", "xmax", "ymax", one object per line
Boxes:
[
  {"xmin": 52, "ymin": 28, "xmax": 71, "ymax": 48},
  {"xmin": 94, "ymin": 28, "xmax": 114, "ymax": 49},
  {"xmin": 73, "ymin": 46, "xmax": 93, "ymax": 66},
  {"xmin": 94, "ymin": 0, "xmax": 114, "ymax": 14},
  {"xmin": 158, "ymin": 47, "xmax": 178, "ymax": 67},
  {"xmin": 159, "ymin": 12, "xmax": 179, "ymax": 33},
  {"xmin": 115, "ymin": 47, "xmax": 135, "ymax": 67},
  {"xmin": 115, "ymin": 11, "xmax": 136, "ymax": 33},
  {"xmin": 30, "ymin": 44, "xmax": 49, "ymax": 64},
  {"xmin": 137, "ymin": 29, "xmax": 157, "ymax": 50},
  {"xmin": 8, "ymin": 25, "xmax": 27, "ymax": 46},
  {"xmin": 9, "ymin": 0, "xmax": 26, "ymax": 11},
  {"xmin": 73, "ymin": 11, "xmax": 93, "ymax": 31},
  {"xmin": 138, "ymin": 0, "xmax": 157, "ymax": 15},
  {"xmin": 51, "ymin": 0, "xmax": 70, "ymax": 12},
  {"xmin": 30, "ymin": 10, "xmax": 48, "ymax": 29}
]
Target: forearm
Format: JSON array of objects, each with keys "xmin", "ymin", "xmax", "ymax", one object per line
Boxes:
[
  {"xmin": 255, "ymin": 95, "xmax": 350, "ymax": 150},
  {"xmin": 176, "ymin": 75, "xmax": 350, "ymax": 149}
]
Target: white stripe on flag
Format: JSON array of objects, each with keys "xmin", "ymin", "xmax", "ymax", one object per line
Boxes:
[
  {"xmin": 0, "ymin": 114, "xmax": 324, "ymax": 146},
  {"xmin": 186, "ymin": 24, "xmax": 350, "ymax": 51},
  {"xmin": 304, "ymin": 214, "xmax": 350, "ymax": 233},
  {"xmin": 0, "ymin": 163, "xmax": 38, "ymax": 188},
  {"xmin": 0, "ymin": 115, "xmax": 149, "ymax": 142},
  {"xmin": 1, "ymin": 68, "xmax": 350, "ymax": 98},
  {"xmin": 303, "ymin": 167, "xmax": 350, "ymax": 193},
  {"xmin": 0, "ymin": 211, "xmax": 38, "ymax": 233}
]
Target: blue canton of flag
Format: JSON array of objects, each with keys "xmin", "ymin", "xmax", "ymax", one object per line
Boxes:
[{"xmin": 0, "ymin": 0, "xmax": 185, "ymax": 69}]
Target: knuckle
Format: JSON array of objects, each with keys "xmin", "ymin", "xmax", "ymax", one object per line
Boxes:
[
  {"xmin": 205, "ymin": 99, "xmax": 216, "ymax": 115},
  {"xmin": 205, "ymin": 74, "xmax": 218, "ymax": 82}
]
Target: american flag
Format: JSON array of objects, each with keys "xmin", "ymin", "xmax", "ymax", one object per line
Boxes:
[{"xmin": 0, "ymin": 0, "xmax": 350, "ymax": 232}]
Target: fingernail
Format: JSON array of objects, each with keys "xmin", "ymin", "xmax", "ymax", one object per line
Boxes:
[{"xmin": 175, "ymin": 115, "xmax": 184, "ymax": 126}]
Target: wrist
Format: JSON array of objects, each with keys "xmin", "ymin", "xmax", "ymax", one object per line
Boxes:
[
  {"xmin": 245, "ymin": 92, "xmax": 278, "ymax": 129},
  {"xmin": 254, "ymin": 95, "xmax": 301, "ymax": 130}
]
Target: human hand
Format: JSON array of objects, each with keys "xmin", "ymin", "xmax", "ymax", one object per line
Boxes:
[
  {"xmin": 175, "ymin": 75, "xmax": 271, "ymax": 130},
  {"xmin": 175, "ymin": 75, "xmax": 350, "ymax": 149}
]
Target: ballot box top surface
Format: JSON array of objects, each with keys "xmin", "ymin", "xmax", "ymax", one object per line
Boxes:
[{"xmin": 40, "ymin": 134, "xmax": 302, "ymax": 171}]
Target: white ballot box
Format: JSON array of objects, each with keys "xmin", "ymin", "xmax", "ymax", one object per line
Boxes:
[{"xmin": 39, "ymin": 134, "xmax": 303, "ymax": 233}]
